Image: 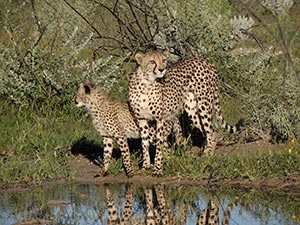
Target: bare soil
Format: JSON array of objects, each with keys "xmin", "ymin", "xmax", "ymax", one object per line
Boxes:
[
  {"xmin": 70, "ymin": 140, "xmax": 300, "ymax": 191},
  {"xmin": 1, "ymin": 140, "xmax": 300, "ymax": 193}
]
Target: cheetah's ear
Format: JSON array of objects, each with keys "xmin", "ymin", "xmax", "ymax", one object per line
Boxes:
[
  {"xmin": 162, "ymin": 50, "xmax": 169, "ymax": 59},
  {"xmin": 135, "ymin": 52, "xmax": 145, "ymax": 65}
]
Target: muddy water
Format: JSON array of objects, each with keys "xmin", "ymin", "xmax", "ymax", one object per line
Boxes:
[{"xmin": 0, "ymin": 183, "xmax": 299, "ymax": 225}]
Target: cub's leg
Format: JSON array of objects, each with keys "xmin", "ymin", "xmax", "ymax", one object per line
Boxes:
[
  {"xmin": 103, "ymin": 185, "xmax": 118, "ymax": 224},
  {"xmin": 121, "ymin": 185, "xmax": 134, "ymax": 223},
  {"xmin": 116, "ymin": 136, "xmax": 134, "ymax": 177},
  {"xmin": 101, "ymin": 137, "xmax": 114, "ymax": 176},
  {"xmin": 144, "ymin": 187, "xmax": 156, "ymax": 224}
]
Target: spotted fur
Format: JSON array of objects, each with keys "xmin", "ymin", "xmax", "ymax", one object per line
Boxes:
[
  {"xmin": 75, "ymin": 82, "xmax": 139, "ymax": 177},
  {"xmin": 144, "ymin": 184, "xmax": 179, "ymax": 225},
  {"xmin": 104, "ymin": 185, "xmax": 135, "ymax": 224},
  {"xmin": 129, "ymin": 51, "xmax": 243, "ymax": 176},
  {"xmin": 105, "ymin": 184, "xmax": 180, "ymax": 225},
  {"xmin": 197, "ymin": 197, "xmax": 236, "ymax": 225},
  {"xmin": 128, "ymin": 51, "xmax": 183, "ymax": 170},
  {"xmin": 104, "ymin": 184, "xmax": 235, "ymax": 225}
]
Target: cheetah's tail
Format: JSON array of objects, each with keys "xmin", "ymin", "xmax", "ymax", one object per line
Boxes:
[{"xmin": 213, "ymin": 95, "xmax": 244, "ymax": 133}]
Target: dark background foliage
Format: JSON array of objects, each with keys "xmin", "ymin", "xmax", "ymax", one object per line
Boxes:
[{"xmin": 0, "ymin": 0, "xmax": 299, "ymax": 142}]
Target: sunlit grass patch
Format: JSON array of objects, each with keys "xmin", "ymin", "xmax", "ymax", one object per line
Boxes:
[
  {"xmin": 1, "ymin": 100, "xmax": 300, "ymax": 186},
  {"xmin": 104, "ymin": 144, "xmax": 300, "ymax": 181},
  {"xmin": 0, "ymin": 103, "xmax": 95, "ymax": 186},
  {"xmin": 163, "ymin": 147, "xmax": 300, "ymax": 180}
]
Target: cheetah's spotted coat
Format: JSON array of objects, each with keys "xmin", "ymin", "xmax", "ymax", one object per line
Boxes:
[{"xmin": 129, "ymin": 51, "xmax": 243, "ymax": 176}]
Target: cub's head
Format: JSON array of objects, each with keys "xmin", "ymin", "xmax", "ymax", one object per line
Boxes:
[
  {"xmin": 74, "ymin": 82, "xmax": 96, "ymax": 108},
  {"xmin": 135, "ymin": 50, "xmax": 167, "ymax": 81}
]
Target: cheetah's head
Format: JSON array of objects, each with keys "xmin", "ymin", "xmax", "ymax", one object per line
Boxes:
[
  {"xmin": 74, "ymin": 82, "xmax": 96, "ymax": 108},
  {"xmin": 135, "ymin": 51, "xmax": 167, "ymax": 81}
]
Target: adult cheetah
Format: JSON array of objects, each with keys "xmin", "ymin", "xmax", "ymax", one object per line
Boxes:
[
  {"xmin": 129, "ymin": 51, "xmax": 243, "ymax": 176},
  {"xmin": 75, "ymin": 82, "xmax": 140, "ymax": 177},
  {"xmin": 128, "ymin": 51, "xmax": 184, "ymax": 170}
]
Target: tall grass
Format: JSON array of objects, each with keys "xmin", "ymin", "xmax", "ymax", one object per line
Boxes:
[
  {"xmin": 1, "ymin": 97, "xmax": 299, "ymax": 186},
  {"xmin": 163, "ymin": 145, "xmax": 300, "ymax": 180},
  {"xmin": 0, "ymin": 0, "xmax": 300, "ymax": 186},
  {"xmin": 0, "ymin": 101, "xmax": 99, "ymax": 186}
]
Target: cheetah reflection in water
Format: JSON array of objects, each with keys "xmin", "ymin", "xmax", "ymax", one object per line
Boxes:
[{"xmin": 103, "ymin": 184, "xmax": 236, "ymax": 225}]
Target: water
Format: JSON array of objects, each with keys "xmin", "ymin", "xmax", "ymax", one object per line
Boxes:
[{"xmin": 0, "ymin": 183, "xmax": 299, "ymax": 225}]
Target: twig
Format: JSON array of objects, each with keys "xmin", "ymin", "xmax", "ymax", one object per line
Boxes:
[
  {"xmin": 63, "ymin": 0, "xmax": 102, "ymax": 38},
  {"xmin": 94, "ymin": 0, "xmax": 138, "ymax": 40},
  {"xmin": 126, "ymin": 0, "xmax": 149, "ymax": 42},
  {"xmin": 236, "ymin": 0, "xmax": 300, "ymax": 85},
  {"xmin": 239, "ymin": 28, "xmax": 265, "ymax": 52},
  {"xmin": 30, "ymin": 0, "xmax": 43, "ymax": 33}
]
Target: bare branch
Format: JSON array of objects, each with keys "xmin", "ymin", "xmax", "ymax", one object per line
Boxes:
[
  {"xmin": 94, "ymin": 0, "xmax": 138, "ymax": 40},
  {"xmin": 134, "ymin": 1, "xmax": 159, "ymax": 41},
  {"xmin": 240, "ymin": 29, "xmax": 265, "ymax": 52},
  {"xmin": 235, "ymin": 0, "xmax": 300, "ymax": 85},
  {"xmin": 126, "ymin": 0, "xmax": 149, "ymax": 41},
  {"xmin": 4, "ymin": 26, "xmax": 21, "ymax": 58},
  {"xmin": 31, "ymin": 0, "xmax": 43, "ymax": 33},
  {"xmin": 63, "ymin": 0, "xmax": 102, "ymax": 38}
]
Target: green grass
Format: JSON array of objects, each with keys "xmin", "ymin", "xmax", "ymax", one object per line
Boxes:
[
  {"xmin": 0, "ymin": 101, "xmax": 100, "ymax": 186},
  {"xmin": 106, "ymin": 142, "xmax": 300, "ymax": 182},
  {"xmin": 1, "ymin": 100, "xmax": 300, "ymax": 187},
  {"xmin": 163, "ymin": 147, "xmax": 300, "ymax": 180}
]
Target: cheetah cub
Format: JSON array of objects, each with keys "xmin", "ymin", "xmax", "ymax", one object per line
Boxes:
[{"xmin": 75, "ymin": 82, "xmax": 140, "ymax": 177}]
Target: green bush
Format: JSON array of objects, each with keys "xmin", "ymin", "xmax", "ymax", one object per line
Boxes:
[
  {"xmin": 0, "ymin": 1, "xmax": 129, "ymax": 113},
  {"xmin": 151, "ymin": 0, "xmax": 300, "ymax": 142},
  {"xmin": 1, "ymin": 0, "xmax": 299, "ymax": 142}
]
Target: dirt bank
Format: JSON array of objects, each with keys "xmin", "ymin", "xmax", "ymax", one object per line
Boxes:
[
  {"xmin": 70, "ymin": 140, "xmax": 300, "ymax": 192},
  {"xmin": 1, "ymin": 141, "xmax": 299, "ymax": 193}
]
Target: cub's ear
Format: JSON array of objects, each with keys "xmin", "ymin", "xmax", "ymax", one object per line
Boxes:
[
  {"xmin": 135, "ymin": 52, "xmax": 145, "ymax": 65},
  {"xmin": 83, "ymin": 82, "xmax": 94, "ymax": 94}
]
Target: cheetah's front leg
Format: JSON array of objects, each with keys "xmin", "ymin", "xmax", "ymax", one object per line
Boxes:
[
  {"xmin": 152, "ymin": 120, "xmax": 165, "ymax": 177},
  {"xmin": 138, "ymin": 119, "xmax": 151, "ymax": 169}
]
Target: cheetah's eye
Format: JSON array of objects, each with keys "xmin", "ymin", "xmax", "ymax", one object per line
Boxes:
[
  {"xmin": 162, "ymin": 59, "xmax": 166, "ymax": 63},
  {"xmin": 149, "ymin": 60, "xmax": 156, "ymax": 64}
]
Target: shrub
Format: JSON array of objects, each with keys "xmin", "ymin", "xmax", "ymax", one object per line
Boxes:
[
  {"xmin": 0, "ymin": 0, "xmax": 299, "ymax": 142},
  {"xmin": 0, "ymin": 1, "xmax": 129, "ymax": 113}
]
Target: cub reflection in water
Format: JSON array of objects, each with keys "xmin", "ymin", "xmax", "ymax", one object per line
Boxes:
[{"xmin": 103, "ymin": 184, "xmax": 236, "ymax": 225}]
